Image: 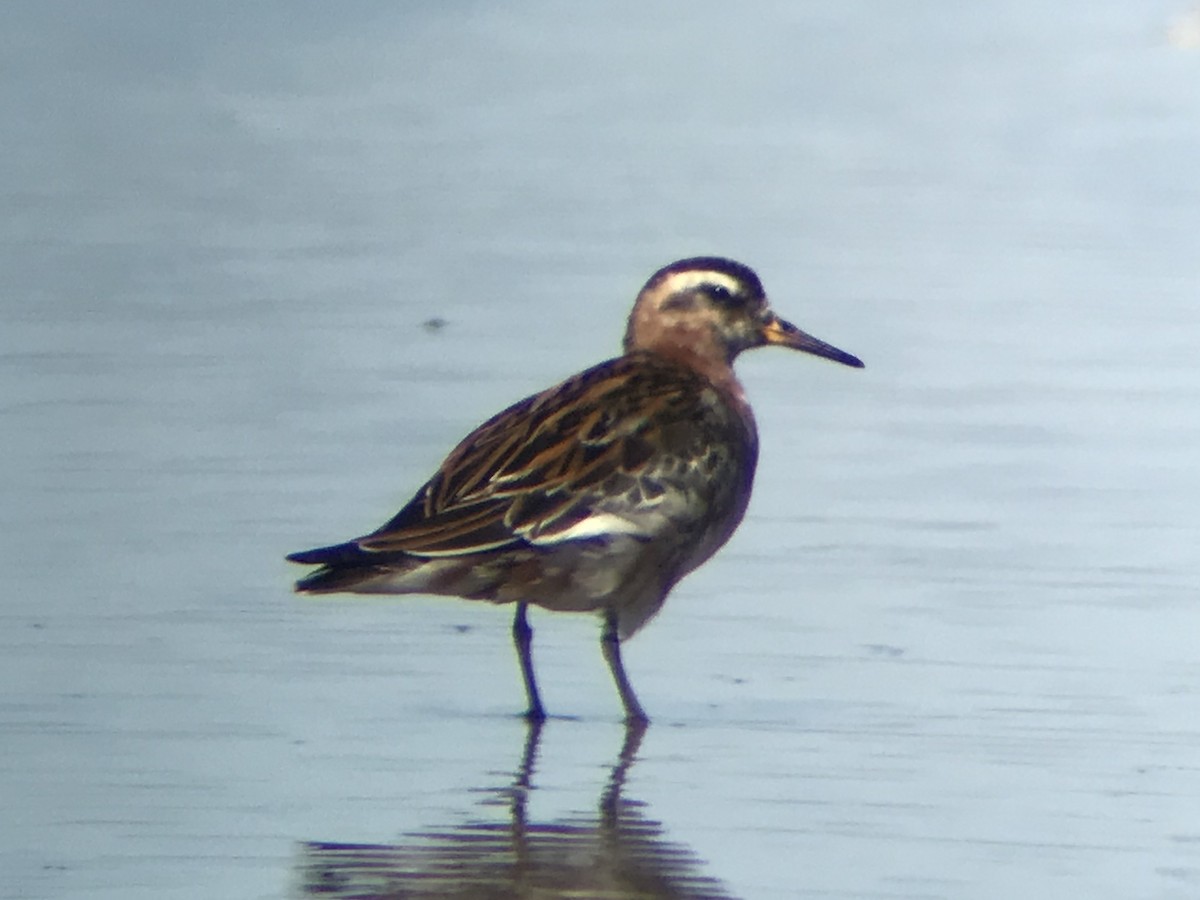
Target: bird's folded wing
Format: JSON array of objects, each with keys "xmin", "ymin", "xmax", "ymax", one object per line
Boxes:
[{"xmin": 356, "ymin": 358, "xmax": 700, "ymax": 558}]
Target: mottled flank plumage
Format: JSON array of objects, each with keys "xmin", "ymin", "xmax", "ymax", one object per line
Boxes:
[{"xmin": 288, "ymin": 257, "xmax": 863, "ymax": 722}]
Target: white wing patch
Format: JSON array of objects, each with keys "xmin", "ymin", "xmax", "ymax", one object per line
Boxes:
[{"xmin": 529, "ymin": 512, "xmax": 651, "ymax": 545}]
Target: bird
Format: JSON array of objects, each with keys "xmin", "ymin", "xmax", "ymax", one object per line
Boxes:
[{"xmin": 286, "ymin": 257, "xmax": 863, "ymax": 722}]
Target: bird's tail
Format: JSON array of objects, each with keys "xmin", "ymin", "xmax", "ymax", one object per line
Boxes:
[
  {"xmin": 286, "ymin": 541, "xmax": 398, "ymax": 594},
  {"xmin": 286, "ymin": 541, "xmax": 367, "ymax": 567}
]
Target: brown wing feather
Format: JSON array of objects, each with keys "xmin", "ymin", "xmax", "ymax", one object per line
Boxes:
[{"xmin": 356, "ymin": 354, "xmax": 716, "ymax": 558}]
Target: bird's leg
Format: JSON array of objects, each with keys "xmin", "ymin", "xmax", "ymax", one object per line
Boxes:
[
  {"xmin": 512, "ymin": 602, "xmax": 546, "ymax": 721},
  {"xmin": 601, "ymin": 609, "xmax": 649, "ymax": 724}
]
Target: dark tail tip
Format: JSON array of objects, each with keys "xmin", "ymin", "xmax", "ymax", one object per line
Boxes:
[
  {"xmin": 286, "ymin": 540, "xmax": 398, "ymax": 594},
  {"xmin": 286, "ymin": 541, "xmax": 366, "ymax": 567}
]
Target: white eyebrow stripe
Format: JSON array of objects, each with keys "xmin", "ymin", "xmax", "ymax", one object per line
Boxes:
[{"xmin": 659, "ymin": 270, "xmax": 743, "ymax": 295}]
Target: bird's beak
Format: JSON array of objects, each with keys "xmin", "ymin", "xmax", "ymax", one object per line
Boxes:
[{"xmin": 762, "ymin": 314, "xmax": 864, "ymax": 368}]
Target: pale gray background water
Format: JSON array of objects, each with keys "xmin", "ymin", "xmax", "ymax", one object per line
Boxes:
[{"xmin": 4, "ymin": 3, "xmax": 1200, "ymax": 898}]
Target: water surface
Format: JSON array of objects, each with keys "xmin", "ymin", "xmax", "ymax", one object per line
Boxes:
[{"xmin": 4, "ymin": 3, "xmax": 1200, "ymax": 898}]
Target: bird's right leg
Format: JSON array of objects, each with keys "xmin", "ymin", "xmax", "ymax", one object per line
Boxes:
[
  {"xmin": 512, "ymin": 602, "xmax": 546, "ymax": 721},
  {"xmin": 601, "ymin": 609, "xmax": 649, "ymax": 724}
]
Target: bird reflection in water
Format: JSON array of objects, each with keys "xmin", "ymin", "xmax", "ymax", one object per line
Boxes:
[{"xmin": 295, "ymin": 721, "xmax": 735, "ymax": 899}]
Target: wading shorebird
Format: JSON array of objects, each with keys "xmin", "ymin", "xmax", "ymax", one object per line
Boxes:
[{"xmin": 287, "ymin": 257, "xmax": 863, "ymax": 722}]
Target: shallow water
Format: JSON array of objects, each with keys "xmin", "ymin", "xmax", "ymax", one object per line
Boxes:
[{"xmin": 4, "ymin": 3, "xmax": 1200, "ymax": 898}]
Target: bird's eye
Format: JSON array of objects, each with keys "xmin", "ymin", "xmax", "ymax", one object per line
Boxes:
[{"xmin": 705, "ymin": 283, "xmax": 739, "ymax": 306}]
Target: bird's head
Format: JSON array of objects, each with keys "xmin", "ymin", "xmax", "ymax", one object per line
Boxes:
[{"xmin": 624, "ymin": 257, "xmax": 864, "ymax": 370}]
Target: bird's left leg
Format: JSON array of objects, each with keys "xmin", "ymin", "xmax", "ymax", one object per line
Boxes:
[{"xmin": 512, "ymin": 602, "xmax": 546, "ymax": 721}]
